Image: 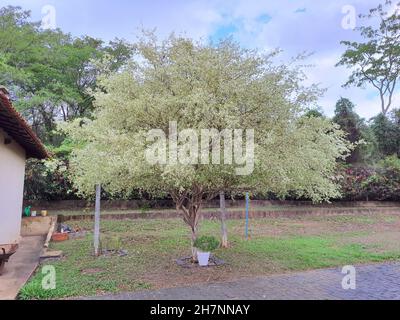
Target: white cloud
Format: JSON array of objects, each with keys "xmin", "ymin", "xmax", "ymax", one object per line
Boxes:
[
  {"xmin": 196, "ymin": 0, "xmax": 399, "ymax": 119},
  {"xmin": 2, "ymin": 0, "xmax": 398, "ymax": 119}
]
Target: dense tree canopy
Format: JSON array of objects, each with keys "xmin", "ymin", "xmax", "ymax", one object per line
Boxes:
[
  {"xmin": 370, "ymin": 111, "xmax": 400, "ymax": 157},
  {"xmin": 0, "ymin": 6, "xmax": 134, "ymax": 201},
  {"xmin": 0, "ymin": 6, "xmax": 133, "ymax": 144},
  {"xmin": 332, "ymin": 98, "xmax": 364, "ymax": 163},
  {"xmin": 63, "ymin": 34, "xmax": 351, "ymax": 256}
]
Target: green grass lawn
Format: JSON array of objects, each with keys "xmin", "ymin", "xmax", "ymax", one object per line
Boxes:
[{"xmin": 19, "ymin": 213, "xmax": 400, "ymax": 299}]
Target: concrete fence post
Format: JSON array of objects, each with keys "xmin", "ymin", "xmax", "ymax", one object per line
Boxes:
[{"xmin": 94, "ymin": 184, "xmax": 101, "ymax": 256}]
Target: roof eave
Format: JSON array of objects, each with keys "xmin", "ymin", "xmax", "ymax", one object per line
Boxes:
[{"xmin": 0, "ymin": 92, "xmax": 50, "ymax": 160}]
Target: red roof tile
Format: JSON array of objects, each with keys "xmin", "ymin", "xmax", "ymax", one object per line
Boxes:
[{"xmin": 0, "ymin": 92, "xmax": 49, "ymax": 159}]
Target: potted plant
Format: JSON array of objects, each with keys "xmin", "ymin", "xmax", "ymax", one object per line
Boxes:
[{"xmin": 194, "ymin": 236, "xmax": 219, "ymax": 266}]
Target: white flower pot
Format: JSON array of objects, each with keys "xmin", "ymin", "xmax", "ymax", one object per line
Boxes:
[{"xmin": 197, "ymin": 251, "xmax": 210, "ymax": 266}]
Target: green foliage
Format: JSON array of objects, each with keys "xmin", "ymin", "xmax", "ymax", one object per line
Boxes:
[
  {"xmin": 379, "ymin": 154, "xmax": 400, "ymax": 171},
  {"xmin": 370, "ymin": 112, "xmax": 400, "ymax": 157},
  {"xmin": 0, "ymin": 6, "xmax": 134, "ymax": 201},
  {"xmin": 194, "ymin": 236, "xmax": 220, "ymax": 252},
  {"xmin": 337, "ymin": 165, "xmax": 375, "ymax": 201},
  {"xmin": 24, "ymin": 138, "xmax": 85, "ymax": 200},
  {"xmin": 338, "ymin": 155, "xmax": 400, "ymax": 201},
  {"xmin": 303, "ymin": 108, "xmax": 325, "ymax": 119},
  {"xmin": 64, "ymin": 32, "xmax": 351, "ymax": 204},
  {"xmin": 333, "ymin": 98, "xmax": 364, "ymax": 163},
  {"xmin": 48, "ymin": 139, "xmax": 77, "ymax": 158},
  {"xmin": 0, "ymin": 6, "xmax": 133, "ymax": 145},
  {"xmin": 365, "ymin": 155, "xmax": 400, "ymax": 200},
  {"xmin": 357, "ymin": 124, "xmax": 380, "ymax": 164},
  {"xmin": 24, "ymin": 159, "xmax": 76, "ymax": 201}
]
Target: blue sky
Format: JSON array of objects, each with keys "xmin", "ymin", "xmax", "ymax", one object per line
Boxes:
[{"xmin": 1, "ymin": 0, "xmax": 399, "ymax": 119}]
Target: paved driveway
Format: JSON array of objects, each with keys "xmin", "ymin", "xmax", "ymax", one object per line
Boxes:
[
  {"xmin": 87, "ymin": 262, "xmax": 400, "ymax": 300},
  {"xmin": 0, "ymin": 236, "xmax": 44, "ymax": 300}
]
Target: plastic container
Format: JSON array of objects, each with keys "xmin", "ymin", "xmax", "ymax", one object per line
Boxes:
[
  {"xmin": 24, "ymin": 206, "xmax": 31, "ymax": 217},
  {"xmin": 197, "ymin": 251, "xmax": 210, "ymax": 266},
  {"xmin": 51, "ymin": 232, "xmax": 69, "ymax": 242}
]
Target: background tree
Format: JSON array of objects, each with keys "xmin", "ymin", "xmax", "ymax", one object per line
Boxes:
[
  {"xmin": 337, "ymin": 0, "xmax": 400, "ymax": 116},
  {"xmin": 370, "ymin": 111, "xmax": 400, "ymax": 157},
  {"xmin": 0, "ymin": 5, "xmax": 133, "ymax": 144},
  {"xmin": 0, "ymin": 5, "xmax": 133, "ymax": 201},
  {"xmin": 332, "ymin": 98, "xmax": 364, "ymax": 163},
  {"xmin": 63, "ymin": 34, "xmax": 351, "ymax": 260},
  {"xmin": 303, "ymin": 108, "xmax": 325, "ymax": 119}
]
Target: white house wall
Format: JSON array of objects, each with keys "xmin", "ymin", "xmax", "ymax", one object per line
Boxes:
[{"xmin": 0, "ymin": 128, "xmax": 26, "ymax": 245}]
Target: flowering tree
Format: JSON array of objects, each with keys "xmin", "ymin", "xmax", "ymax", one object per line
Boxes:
[{"xmin": 63, "ymin": 33, "xmax": 351, "ymax": 259}]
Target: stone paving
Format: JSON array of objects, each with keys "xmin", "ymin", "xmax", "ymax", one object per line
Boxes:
[
  {"xmin": 0, "ymin": 236, "xmax": 44, "ymax": 300},
  {"xmin": 87, "ymin": 262, "xmax": 400, "ymax": 300}
]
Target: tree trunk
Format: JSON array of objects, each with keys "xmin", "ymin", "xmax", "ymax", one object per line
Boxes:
[
  {"xmin": 220, "ymin": 191, "xmax": 228, "ymax": 248},
  {"xmin": 171, "ymin": 188, "xmax": 204, "ymax": 262},
  {"xmin": 191, "ymin": 227, "xmax": 198, "ymax": 262}
]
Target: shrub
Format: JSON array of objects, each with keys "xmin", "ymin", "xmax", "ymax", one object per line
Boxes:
[
  {"xmin": 194, "ymin": 236, "xmax": 219, "ymax": 252},
  {"xmin": 364, "ymin": 155, "xmax": 400, "ymax": 201},
  {"xmin": 337, "ymin": 165, "xmax": 374, "ymax": 201},
  {"xmin": 338, "ymin": 156, "xmax": 400, "ymax": 201}
]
